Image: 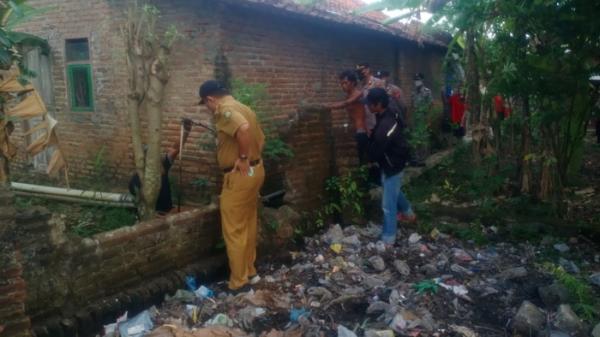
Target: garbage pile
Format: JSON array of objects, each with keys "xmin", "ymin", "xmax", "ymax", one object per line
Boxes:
[{"xmin": 102, "ymin": 223, "xmax": 600, "ymax": 337}]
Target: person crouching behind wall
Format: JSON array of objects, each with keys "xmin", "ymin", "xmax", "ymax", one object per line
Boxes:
[{"xmin": 367, "ymin": 88, "xmax": 416, "ymax": 245}]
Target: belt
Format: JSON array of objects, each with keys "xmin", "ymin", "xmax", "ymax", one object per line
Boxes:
[{"xmin": 222, "ymin": 159, "xmax": 261, "ymax": 173}]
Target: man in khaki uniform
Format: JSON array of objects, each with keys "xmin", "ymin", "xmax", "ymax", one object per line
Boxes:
[{"xmin": 198, "ymin": 80, "xmax": 265, "ymax": 292}]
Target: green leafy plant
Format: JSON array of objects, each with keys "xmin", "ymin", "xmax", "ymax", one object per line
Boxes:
[
  {"xmin": 413, "ymin": 279, "xmax": 439, "ymax": 295},
  {"xmin": 231, "ymin": 79, "xmax": 294, "ymax": 161},
  {"xmin": 315, "ymin": 166, "xmax": 368, "ymax": 228},
  {"xmin": 545, "ymin": 263, "xmax": 599, "ymax": 322}
]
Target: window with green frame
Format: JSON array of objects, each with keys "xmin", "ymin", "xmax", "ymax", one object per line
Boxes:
[
  {"xmin": 66, "ymin": 38, "xmax": 94, "ymax": 112},
  {"xmin": 67, "ymin": 64, "xmax": 94, "ymax": 111}
]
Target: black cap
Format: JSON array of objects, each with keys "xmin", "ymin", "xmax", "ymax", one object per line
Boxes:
[
  {"xmin": 414, "ymin": 73, "xmax": 425, "ymax": 80},
  {"xmin": 198, "ymin": 80, "xmax": 228, "ymax": 104}
]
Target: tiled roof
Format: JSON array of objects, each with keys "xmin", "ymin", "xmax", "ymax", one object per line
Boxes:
[{"xmin": 234, "ymin": 0, "xmax": 447, "ymax": 48}]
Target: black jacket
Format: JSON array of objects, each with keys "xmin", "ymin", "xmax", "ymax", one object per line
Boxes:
[{"xmin": 368, "ymin": 108, "xmax": 410, "ymax": 177}]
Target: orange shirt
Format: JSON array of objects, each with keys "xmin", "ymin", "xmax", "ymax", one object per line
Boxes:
[{"xmin": 215, "ymin": 96, "xmax": 265, "ymax": 169}]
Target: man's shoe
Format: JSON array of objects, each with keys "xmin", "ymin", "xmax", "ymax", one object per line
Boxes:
[
  {"xmin": 229, "ymin": 284, "xmax": 252, "ymax": 296},
  {"xmin": 397, "ymin": 213, "xmax": 417, "ymax": 223},
  {"xmin": 249, "ymin": 275, "xmax": 261, "ymax": 285}
]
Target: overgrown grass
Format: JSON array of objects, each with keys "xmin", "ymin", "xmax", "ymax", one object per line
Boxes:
[
  {"xmin": 544, "ymin": 263, "xmax": 600, "ymax": 322},
  {"xmin": 15, "ymin": 196, "xmax": 137, "ymax": 237},
  {"xmin": 404, "ymin": 143, "xmax": 564, "ymax": 243}
]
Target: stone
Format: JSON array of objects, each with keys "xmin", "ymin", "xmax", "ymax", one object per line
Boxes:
[
  {"xmin": 500, "ymin": 266, "xmax": 528, "ymax": 280},
  {"xmin": 324, "ymin": 224, "xmax": 344, "ymax": 244},
  {"xmin": 591, "ymin": 323, "xmax": 600, "ymax": 337},
  {"xmin": 342, "ymin": 234, "xmax": 361, "ymax": 247},
  {"xmin": 366, "ymin": 301, "xmax": 390, "ymax": 314},
  {"xmin": 369, "ymin": 256, "xmax": 386, "ymax": 272},
  {"xmin": 450, "ymin": 263, "xmax": 473, "ymax": 276},
  {"xmin": 589, "ymin": 272, "xmax": 600, "ymax": 288},
  {"xmin": 554, "ymin": 304, "xmax": 583, "ymax": 333},
  {"xmin": 553, "ymin": 243, "xmax": 570, "ymax": 253},
  {"xmin": 548, "ymin": 331, "xmax": 569, "ymax": 337},
  {"xmin": 453, "ymin": 249, "xmax": 473, "ymax": 263},
  {"xmin": 419, "ymin": 263, "xmax": 438, "ymax": 276},
  {"xmin": 337, "ymin": 325, "xmax": 357, "ymax": 337},
  {"xmin": 408, "ymin": 233, "xmax": 422, "ymax": 244},
  {"xmin": 393, "ymin": 260, "xmax": 411, "ymax": 276},
  {"xmin": 558, "ymin": 258, "xmax": 580, "ymax": 274},
  {"xmin": 538, "ymin": 282, "xmax": 570, "ymax": 308},
  {"xmin": 513, "ymin": 301, "xmax": 545, "ymax": 334}
]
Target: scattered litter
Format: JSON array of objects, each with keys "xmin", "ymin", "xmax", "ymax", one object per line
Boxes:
[
  {"xmin": 205, "ymin": 313, "xmax": 234, "ymax": 328},
  {"xmin": 330, "ymin": 243, "xmax": 343, "ymax": 254},
  {"xmin": 185, "ymin": 276, "xmax": 198, "ymax": 292},
  {"xmin": 119, "ymin": 309, "xmax": 154, "ymax": 337},
  {"xmin": 194, "ymin": 285, "xmax": 215, "ymax": 299}
]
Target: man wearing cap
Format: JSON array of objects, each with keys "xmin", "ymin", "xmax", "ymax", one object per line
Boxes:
[{"xmin": 198, "ymin": 80, "xmax": 265, "ymax": 292}]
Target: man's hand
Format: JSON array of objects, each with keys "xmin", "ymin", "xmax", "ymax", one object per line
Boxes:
[
  {"xmin": 232, "ymin": 158, "xmax": 250, "ymax": 176},
  {"xmin": 181, "ymin": 118, "xmax": 193, "ymax": 132}
]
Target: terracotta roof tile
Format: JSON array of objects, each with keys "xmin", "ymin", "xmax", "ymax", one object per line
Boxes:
[{"xmin": 232, "ymin": 0, "xmax": 447, "ymax": 47}]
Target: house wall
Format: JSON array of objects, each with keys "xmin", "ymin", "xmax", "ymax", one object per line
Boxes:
[{"xmin": 12, "ymin": 0, "xmax": 445, "ymax": 206}]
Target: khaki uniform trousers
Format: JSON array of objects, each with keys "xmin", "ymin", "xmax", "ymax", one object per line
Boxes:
[{"xmin": 220, "ymin": 163, "xmax": 265, "ymax": 290}]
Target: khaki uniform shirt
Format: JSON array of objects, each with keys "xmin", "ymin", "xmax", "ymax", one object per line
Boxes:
[{"xmin": 215, "ymin": 96, "xmax": 265, "ymax": 169}]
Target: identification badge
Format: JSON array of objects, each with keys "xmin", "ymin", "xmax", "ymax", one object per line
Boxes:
[{"xmin": 248, "ymin": 166, "xmax": 255, "ymax": 177}]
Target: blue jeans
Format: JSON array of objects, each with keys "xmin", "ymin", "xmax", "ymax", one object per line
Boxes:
[{"xmin": 381, "ymin": 171, "xmax": 413, "ymax": 244}]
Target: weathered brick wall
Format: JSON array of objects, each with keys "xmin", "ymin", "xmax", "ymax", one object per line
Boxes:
[
  {"xmin": 0, "ymin": 188, "xmax": 32, "ymax": 337},
  {"xmin": 12, "ymin": 0, "xmax": 445, "ymax": 207},
  {"xmin": 13, "ymin": 206, "xmax": 224, "ymax": 337}
]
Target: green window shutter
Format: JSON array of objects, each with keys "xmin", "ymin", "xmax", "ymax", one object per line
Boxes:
[{"xmin": 67, "ymin": 64, "xmax": 94, "ymax": 112}]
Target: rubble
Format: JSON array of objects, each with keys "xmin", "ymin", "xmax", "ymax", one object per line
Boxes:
[
  {"xmin": 113, "ymin": 221, "xmax": 600, "ymax": 337},
  {"xmin": 590, "ymin": 272, "xmax": 600, "ymax": 287},
  {"xmin": 553, "ymin": 243, "xmax": 570, "ymax": 253},
  {"xmin": 554, "ymin": 304, "xmax": 583, "ymax": 334},
  {"xmin": 513, "ymin": 301, "xmax": 545, "ymax": 334},
  {"xmin": 538, "ymin": 282, "xmax": 570, "ymax": 308},
  {"xmin": 592, "ymin": 323, "xmax": 600, "ymax": 337}
]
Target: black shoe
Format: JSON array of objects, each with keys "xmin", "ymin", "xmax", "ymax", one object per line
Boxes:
[{"xmin": 229, "ymin": 284, "xmax": 252, "ymax": 296}]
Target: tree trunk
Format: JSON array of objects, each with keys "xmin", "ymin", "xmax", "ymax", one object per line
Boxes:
[
  {"xmin": 519, "ymin": 96, "xmax": 532, "ymax": 194},
  {"xmin": 123, "ymin": 3, "xmax": 175, "ymax": 220},
  {"xmin": 465, "ymin": 28, "xmax": 483, "ymax": 164}
]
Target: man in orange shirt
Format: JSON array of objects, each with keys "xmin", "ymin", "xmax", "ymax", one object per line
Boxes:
[{"xmin": 198, "ymin": 80, "xmax": 265, "ymax": 293}]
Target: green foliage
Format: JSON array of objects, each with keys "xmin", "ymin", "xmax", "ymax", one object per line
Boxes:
[
  {"xmin": 230, "ymin": 79, "xmax": 294, "ymax": 161},
  {"xmin": 413, "ymin": 279, "xmax": 439, "ymax": 295},
  {"xmin": 315, "ymin": 166, "xmax": 368, "ymax": 228},
  {"xmin": 0, "ymin": 0, "xmax": 50, "ymax": 70},
  {"xmin": 71, "ymin": 207, "xmax": 137, "ymax": 237},
  {"xmin": 545, "ymin": 263, "xmax": 600, "ymax": 322}
]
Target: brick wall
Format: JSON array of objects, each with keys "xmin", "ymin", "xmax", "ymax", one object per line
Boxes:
[
  {"xmin": 12, "ymin": 205, "xmax": 224, "ymax": 337},
  {"xmin": 12, "ymin": 0, "xmax": 445, "ymax": 207}
]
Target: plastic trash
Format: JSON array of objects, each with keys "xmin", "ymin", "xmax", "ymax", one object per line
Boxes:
[
  {"xmin": 185, "ymin": 276, "xmax": 197, "ymax": 292},
  {"xmin": 330, "ymin": 243, "xmax": 342, "ymax": 254},
  {"xmin": 337, "ymin": 325, "xmax": 358, "ymax": 337},
  {"xmin": 118, "ymin": 310, "xmax": 153, "ymax": 337},
  {"xmin": 205, "ymin": 313, "xmax": 234, "ymax": 328},
  {"xmin": 185, "ymin": 305, "xmax": 200, "ymax": 324},
  {"xmin": 103, "ymin": 311, "xmax": 128, "ymax": 337},
  {"xmin": 194, "ymin": 285, "xmax": 215, "ymax": 299},
  {"xmin": 165, "ymin": 289, "xmax": 195, "ymax": 303},
  {"xmin": 365, "ymin": 330, "xmax": 395, "ymax": 337},
  {"xmin": 289, "ymin": 307, "xmax": 309, "ymax": 322}
]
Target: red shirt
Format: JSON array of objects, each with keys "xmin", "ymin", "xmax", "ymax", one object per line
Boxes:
[{"xmin": 450, "ymin": 93, "xmax": 466, "ymax": 124}]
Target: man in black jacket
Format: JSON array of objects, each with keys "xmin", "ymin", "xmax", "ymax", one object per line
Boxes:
[{"xmin": 367, "ymin": 88, "xmax": 416, "ymax": 244}]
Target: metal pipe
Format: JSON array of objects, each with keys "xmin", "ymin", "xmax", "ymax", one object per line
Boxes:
[
  {"xmin": 14, "ymin": 191, "xmax": 135, "ymax": 208},
  {"xmin": 10, "ymin": 182, "xmax": 135, "ymax": 207}
]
